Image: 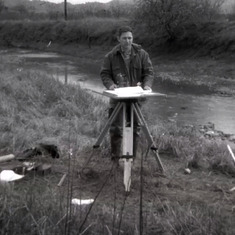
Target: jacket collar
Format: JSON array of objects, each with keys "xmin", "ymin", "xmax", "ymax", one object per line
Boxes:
[{"xmin": 112, "ymin": 43, "xmax": 142, "ymax": 56}]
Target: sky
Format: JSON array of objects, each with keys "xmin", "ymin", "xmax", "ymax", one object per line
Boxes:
[{"xmin": 43, "ymin": 0, "xmax": 112, "ymax": 4}]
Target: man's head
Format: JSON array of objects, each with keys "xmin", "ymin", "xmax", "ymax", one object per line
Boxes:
[{"xmin": 117, "ymin": 26, "xmax": 133, "ymax": 52}]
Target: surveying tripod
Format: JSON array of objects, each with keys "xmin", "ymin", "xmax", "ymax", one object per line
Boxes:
[{"xmin": 93, "ymin": 90, "xmax": 165, "ymax": 191}]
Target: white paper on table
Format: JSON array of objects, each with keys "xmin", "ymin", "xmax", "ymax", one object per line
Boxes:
[
  {"xmin": 104, "ymin": 86, "xmax": 151, "ymax": 98},
  {"xmin": 115, "ymin": 86, "xmax": 144, "ymax": 94}
]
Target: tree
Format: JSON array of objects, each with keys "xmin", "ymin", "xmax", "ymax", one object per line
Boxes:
[
  {"xmin": 134, "ymin": 0, "xmax": 225, "ymax": 41},
  {"xmin": 134, "ymin": 0, "xmax": 190, "ymax": 41}
]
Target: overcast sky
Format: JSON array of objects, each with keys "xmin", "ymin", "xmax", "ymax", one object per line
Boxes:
[{"xmin": 44, "ymin": 0, "xmax": 111, "ymax": 4}]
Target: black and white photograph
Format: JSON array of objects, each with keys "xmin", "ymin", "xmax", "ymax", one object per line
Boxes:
[{"xmin": 0, "ymin": 0, "xmax": 234, "ymax": 234}]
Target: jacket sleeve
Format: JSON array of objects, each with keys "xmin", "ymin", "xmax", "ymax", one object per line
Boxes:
[
  {"xmin": 141, "ymin": 50, "xmax": 154, "ymax": 88},
  {"xmin": 100, "ymin": 53, "xmax": 115, "ymax": 89}
]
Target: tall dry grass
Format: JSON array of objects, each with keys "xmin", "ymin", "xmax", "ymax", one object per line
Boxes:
[
  {"xmin": 151, "ymin": 122, "xmax": 235, "ymax": 176},
  {"xmin": 0, "ymin": 55, "xmax": 107, "ymax": 156}
]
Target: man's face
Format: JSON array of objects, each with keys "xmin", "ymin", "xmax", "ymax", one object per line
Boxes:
[{"xmin": 118, "ymin": 31, "xmax": 133, "ymax": 51}]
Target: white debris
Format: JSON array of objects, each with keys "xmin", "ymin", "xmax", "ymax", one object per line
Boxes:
[
  {"xmin": 184, "ymin": 168, "xmax": 191, "ymax": 174},
  {"xmin": 0, "ymin": 170, "xmax": 24, "ymax": 182},
  {"xmin": 71, "ymin": 199, "xmax": 94, "ymax": 205},
  {"xmin": 229, "ymin": 186, "xmax": 235, "ymax": 192},
  {"xmin": 47, "ymin": 41, "xmax": 52, "ymax": 47},
  {"xmin": 227, "ymin": 145, "xmax": 235, "ymax": 163},
  {"xmin": 23, "ymin": 161, "xmax": 36, "ymax": 171}
]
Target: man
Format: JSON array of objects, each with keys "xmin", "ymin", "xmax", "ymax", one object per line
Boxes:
[{"xmin": 100, "ymin": 26, "xmax": 154, "ymax": 161}]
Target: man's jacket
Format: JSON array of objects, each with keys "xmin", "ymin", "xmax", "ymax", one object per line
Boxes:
[{"xmin": 100, "ymin": 43, "xmax": 154, "ymax": 89}]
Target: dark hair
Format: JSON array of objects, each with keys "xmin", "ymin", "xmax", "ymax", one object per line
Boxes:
[{"xmin": 118, "ymin": 26, "xmax": 133, "ymax": 37}]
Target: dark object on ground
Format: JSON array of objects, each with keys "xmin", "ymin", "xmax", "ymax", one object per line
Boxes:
[
  {"xmin": 36, "ymin": 163, "xmax": 52, "ymax": 176},
  {"xmin": 16, "ymin": 144, "xmax": 60, "ymax": 161}
]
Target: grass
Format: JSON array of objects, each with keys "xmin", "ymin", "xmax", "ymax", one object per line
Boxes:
[
  {"xmin": 0, "ymin": 55, "xmax": 235, "ymax": 234},
  {"xmin": 0, "ymin": 54, "xmax": 107, "ymax": 156},
  {"xmin": 150, "ymin": 121, "xmax": 235, "ymax": 176}
]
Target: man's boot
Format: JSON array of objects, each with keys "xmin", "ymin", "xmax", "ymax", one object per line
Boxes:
[
  {"xmin": 133, "ymin": 133, "xmax": 140, "ymax": 159},
  {"xmin": 110, "ymin": 133, "xmax": 122, "ymax": 161}
]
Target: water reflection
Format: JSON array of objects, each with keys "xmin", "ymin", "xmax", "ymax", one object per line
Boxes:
[
  {"xmin": 148, "ymin": 93, "xmax": 235, "ymax": 134},
  {"xmin": 18, "ymin": 51, "xmax": 60, "ymax": 58}
]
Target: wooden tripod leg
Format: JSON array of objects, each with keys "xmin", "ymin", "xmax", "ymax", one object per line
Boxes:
[
  {"xmin": 93, "ymin": 102, "xmax": 123, "ymax": 148},
  {"xmin": 132, "ymin": 103, "xmax": 165, "ymax": 173}
]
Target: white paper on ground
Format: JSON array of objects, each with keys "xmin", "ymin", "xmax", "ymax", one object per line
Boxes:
[
  {"xmin": 71, "ymin": 198, "xmax": 94, "ymax": 205},
  {"xmin": 0, "ymin": 170, "xmax": 24, "ymax": 182},
  {"xmin": 227, "ymin": 145, "xmax": 235, "ymax": 162}
]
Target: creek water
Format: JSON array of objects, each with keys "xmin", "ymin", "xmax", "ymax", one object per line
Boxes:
[{"xmin": 3, "ymin": 49, "xmax": 235, "ymax": 135}]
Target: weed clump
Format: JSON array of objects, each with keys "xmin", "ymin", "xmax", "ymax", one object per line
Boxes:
[{"xmin": 151, "ymin": 122, "xmax": 235, "ymax": 176}]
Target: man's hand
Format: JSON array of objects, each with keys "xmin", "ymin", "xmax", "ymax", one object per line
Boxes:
[
  {"xmin": 108, "ymin": 84, "xmax": 118, "ymax": 90},
  {"xmin": 144, "ymin": 86, "xmax": 152, "ymax": 92}
]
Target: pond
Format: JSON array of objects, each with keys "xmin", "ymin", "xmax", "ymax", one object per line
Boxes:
[{"xmin": 3, "ymin": 49, "xmax": 235, "ymax": 135}]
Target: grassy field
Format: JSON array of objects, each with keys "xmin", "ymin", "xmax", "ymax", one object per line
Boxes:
[{"xmin": 0, "ymin": 53, "xmax": 235, "ymax": 234}]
